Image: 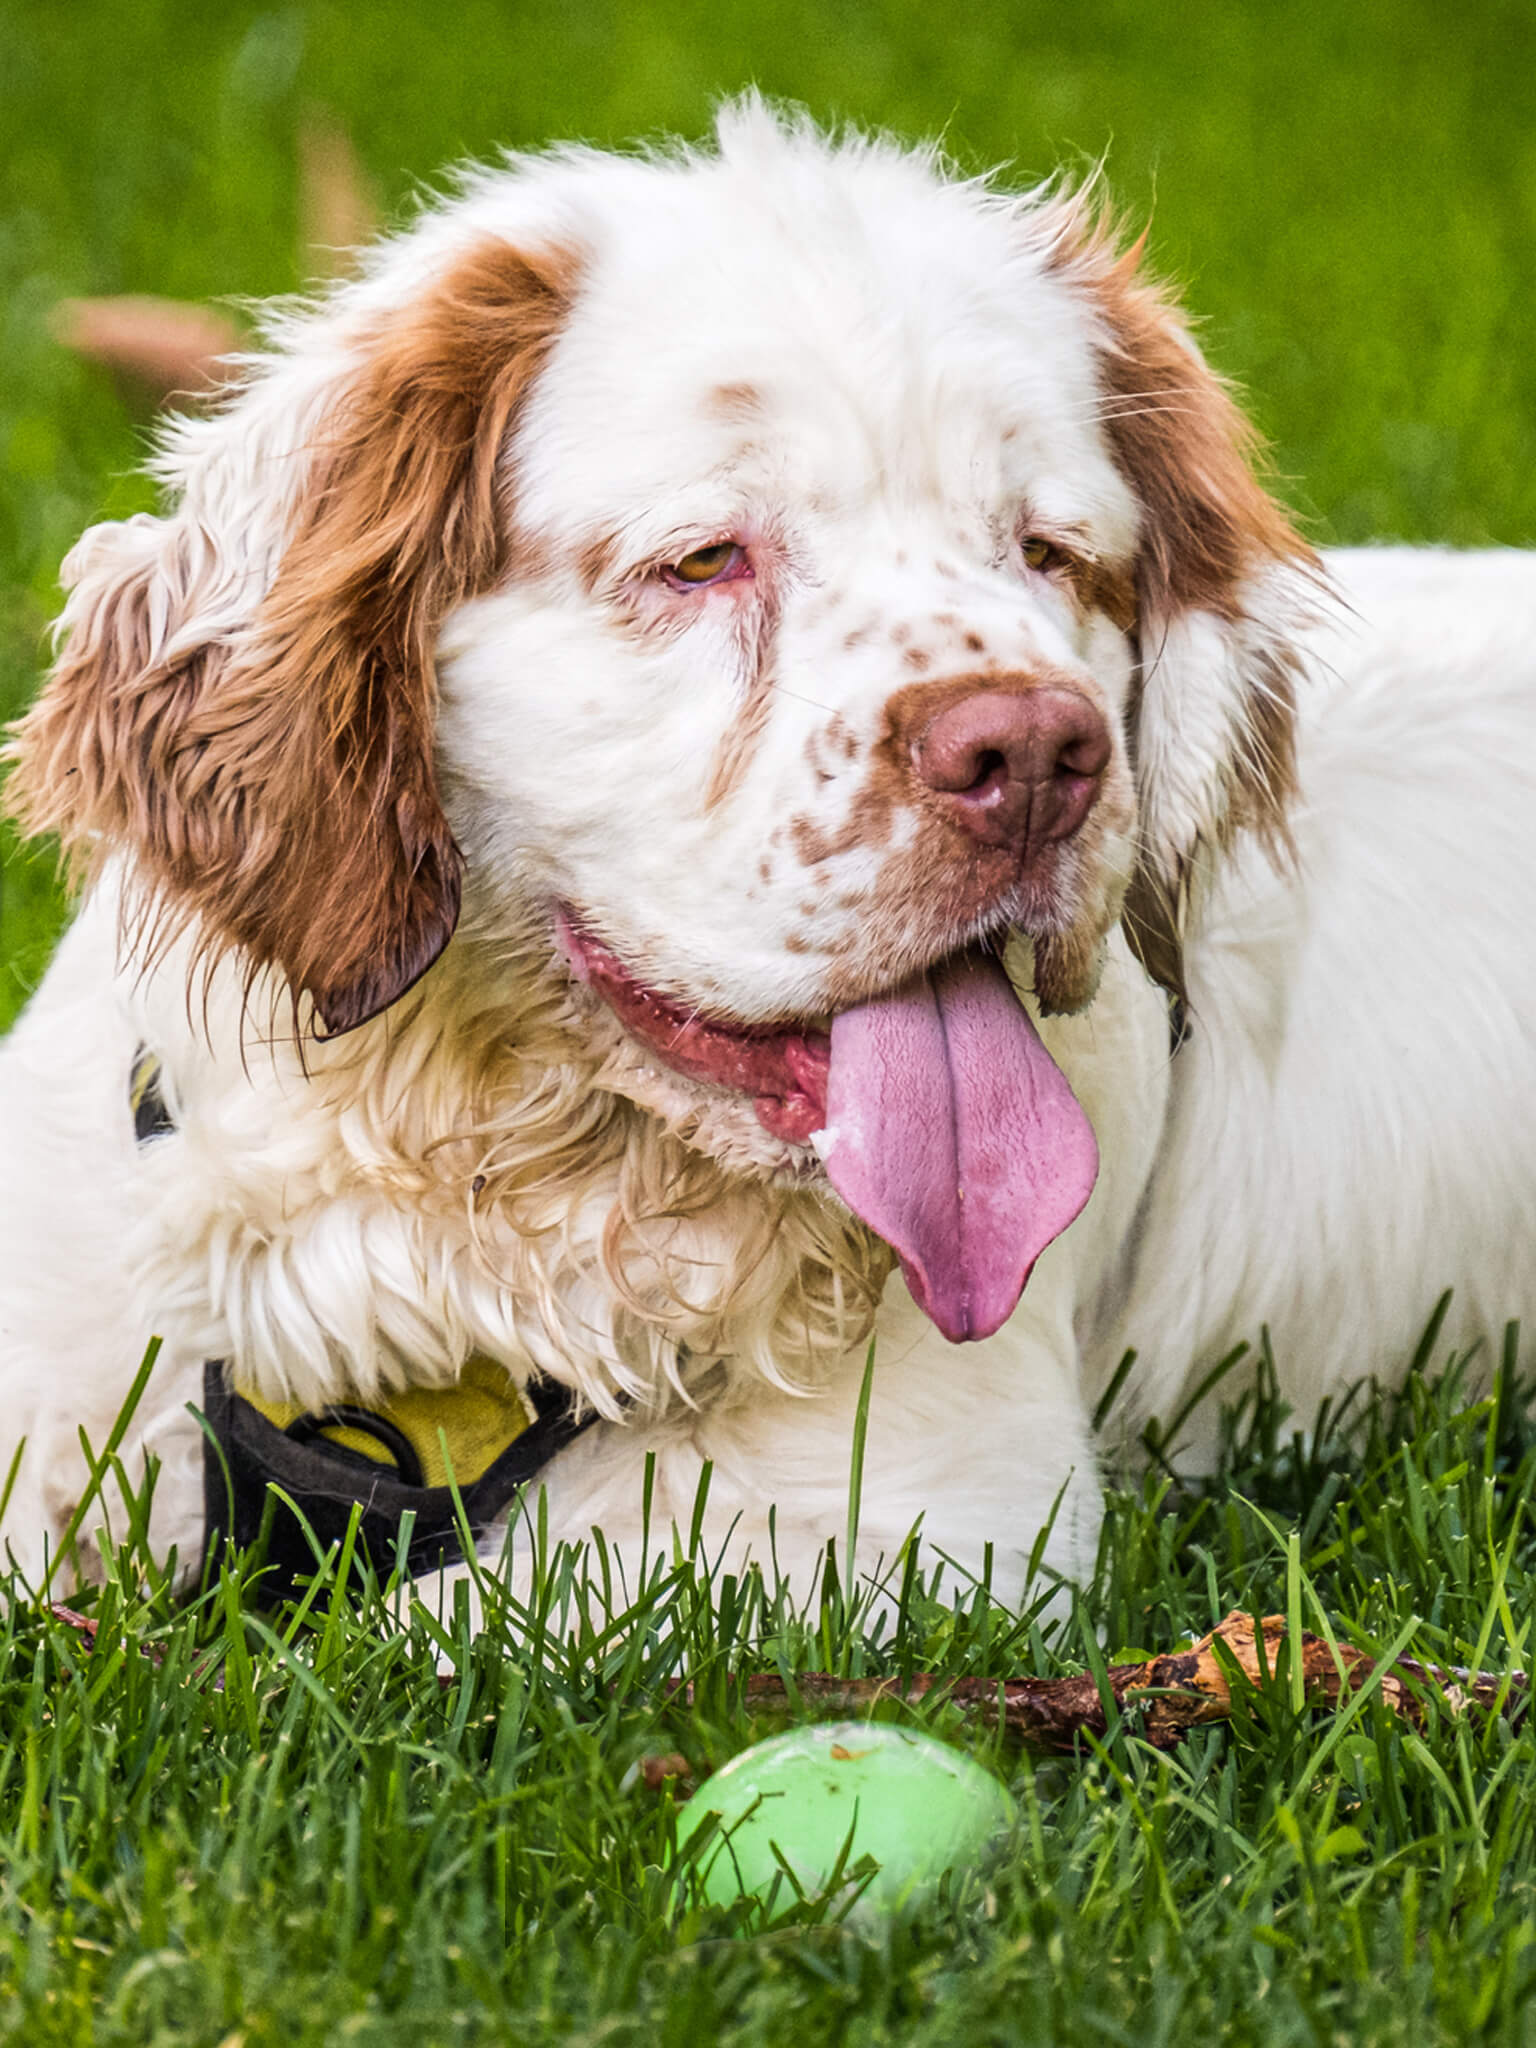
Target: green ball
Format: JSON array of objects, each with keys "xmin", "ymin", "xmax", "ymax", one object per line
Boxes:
[{"xmin": 672, "ymin": 1721, "xmax": 1016, "ymax": 1920}]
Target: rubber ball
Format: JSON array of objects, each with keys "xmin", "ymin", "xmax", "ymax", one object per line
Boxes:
[{"xmin": 672, "ymin": 1720, "xmax": 1016, "ymax": 1919}]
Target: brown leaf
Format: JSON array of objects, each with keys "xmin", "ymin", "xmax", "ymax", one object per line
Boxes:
[
  {"xmin": 52, "ymin": 296, "xmax": 242, "ymax": 402},
  {"xmin": 685, "ymin": 1611, "xmax": 1528, "ymax": 1755},
  {"xmin": 52, "ymin": 113, "xmax": 376, "ymax": 412},
  {"xmin": 638, "ymin": 1751, "xmax": 697, "ymax": 1794}
]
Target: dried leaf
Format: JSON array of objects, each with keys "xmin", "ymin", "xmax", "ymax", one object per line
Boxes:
[
  {"xmin": 684, "ymin": 1612, "xmax": 1528, "ymax": 1755},
  {"xmin": 52, "ymin": 296, "xmax": 242, "ymax": 402}
]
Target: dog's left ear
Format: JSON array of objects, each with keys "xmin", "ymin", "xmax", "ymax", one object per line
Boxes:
[
  {"xmin": 224, "ymin": 240, "xmax": 576, "ymax": 1031},
  {"xmin": 10, "ymin": 237, "xmax": 574, "ymax": 1035},
  {"xmin": 1045, "ymin": 209, "xmax": 1321, "ymax": 1001}
]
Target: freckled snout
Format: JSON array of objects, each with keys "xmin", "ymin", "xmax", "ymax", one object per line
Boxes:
[{"xmin": 910, "ymin": 687, "xmax": 1111, "ymax": 858}]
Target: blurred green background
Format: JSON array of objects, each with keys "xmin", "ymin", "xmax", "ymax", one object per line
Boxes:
[{"xmin": 3, "ymin": 0, "xmax": 1533, "ymax": 1022}]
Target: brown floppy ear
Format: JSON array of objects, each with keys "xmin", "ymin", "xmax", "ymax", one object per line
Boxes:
[
  {"xmin": 1044, "ymin": 206, "xmax": 1320, "ymax": 1004},
  {"xmin": 8, "ymin": 238, "xmax": 573, "ymax": 1034}
]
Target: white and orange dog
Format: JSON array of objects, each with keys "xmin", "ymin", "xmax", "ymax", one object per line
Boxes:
[{"xmin": 2, "ymin": 104, "xmax": 1533, "ymax": 1609}]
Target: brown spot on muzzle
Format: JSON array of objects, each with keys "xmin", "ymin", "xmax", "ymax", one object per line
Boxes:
[
  {"xmin": 789, "ymin": 668, "xmax": 1115, "ymax": 875},
  {"xmin": 706, "ymin": 380, "xmax": 765, "ymax": 421},
  {"xmin": 704, "ymin": 662, "xmax": 777, "ymax": 809},
  {"xmin": 786, "ymin": 666, "xmax": 1132, "ymax": 1015}
]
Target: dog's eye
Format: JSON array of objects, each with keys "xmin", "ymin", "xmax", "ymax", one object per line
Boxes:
[
  {"xmin": 664, "ymin": 542, "xmax": 748, "ymax": 588},
  {"xmin": 1020, "ymin": 535, "xmax": 1072, "ymax": 574}
]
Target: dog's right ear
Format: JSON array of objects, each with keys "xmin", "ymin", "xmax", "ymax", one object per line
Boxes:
[
  {"xmin": 7, "ymin": 237, "xmax": 575, "ymax": 1033},
  {"xmin": 1035, "ymin": 194, "xmax": 1321, "ymax": 1008}
]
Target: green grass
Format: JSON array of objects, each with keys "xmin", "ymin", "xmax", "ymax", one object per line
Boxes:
[
  {"xmin": 4, "ymin": 1345, "xmax": 1536, "ymax": 2045},
  {"xmin": 3, "ymin": 0, "xmax": 1535, "ymax": 2039}
]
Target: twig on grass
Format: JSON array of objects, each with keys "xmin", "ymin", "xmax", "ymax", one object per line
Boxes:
[
  {"xmin": 47, "ymin": 1599, "xmax": 1526, "ymax": 1758},
  {"xmin": 47, "ymin": 1599, "xmax": 166, "ymax": 1668},
  {"xmin": 659, "ymin": 1610, "xmax": 1529, "ymax": 1769}
]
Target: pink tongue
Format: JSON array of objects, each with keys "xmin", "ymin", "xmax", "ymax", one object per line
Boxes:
[{"xmin": 819, "ymin": 950, "xmax": 1098, "ymax": 1343}]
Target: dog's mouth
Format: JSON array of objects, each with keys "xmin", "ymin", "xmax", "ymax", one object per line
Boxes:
[
  {"xmin": 556, "ymin": 911, "xmax": 833, "ymax": 1146},
  {"xmin": 556, "ymin": 908, "xmax": 1099, "ymax": 1342}
]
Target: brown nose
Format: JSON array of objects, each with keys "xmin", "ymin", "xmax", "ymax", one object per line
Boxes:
[{"xmin": 911, "ymin": 688, "xmax": 1111, "ymax": 858}]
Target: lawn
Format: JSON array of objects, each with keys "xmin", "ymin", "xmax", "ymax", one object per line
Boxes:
[{"xmin": 2, "ymin": 1, "xmax": 1535, "ymax": 2040}]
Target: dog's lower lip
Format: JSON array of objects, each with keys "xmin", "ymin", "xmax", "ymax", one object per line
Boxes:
[{"xmin": 555, "ymin": 907, "xmax": 832, "ymax": 1140}]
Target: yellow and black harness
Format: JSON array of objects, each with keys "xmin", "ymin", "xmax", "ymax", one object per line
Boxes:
[{"xmin": 131, "ymin": 1051, "xmax": 594, "ymax": 1595}]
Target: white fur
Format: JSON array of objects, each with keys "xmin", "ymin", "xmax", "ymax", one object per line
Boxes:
[
  {"xmin": 1097, "ymin": 546, "xmax": 1536, "ymax": 1452},
  {"xmin": 1, "ymin": 107, "xmax": 1532, "ymax": 1623}
]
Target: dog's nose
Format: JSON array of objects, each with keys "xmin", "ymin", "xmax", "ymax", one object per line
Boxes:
[{"xmin": 911, "ymin": 688, "xmax": 1111, "ymax": 856}]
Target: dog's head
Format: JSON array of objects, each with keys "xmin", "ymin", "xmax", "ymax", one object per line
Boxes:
[{"xmin": 10, "ymin": 105, "xmax": 1316, "ymax": 1344}]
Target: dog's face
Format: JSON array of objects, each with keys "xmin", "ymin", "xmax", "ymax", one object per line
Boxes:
[
  {"xmin": 9, "ymin": 107, "xmax": 1314, "ymax": 1344},
  {"xmin": 436, "ymin": 159, "xmax": 1142, "ymax": 1158}
]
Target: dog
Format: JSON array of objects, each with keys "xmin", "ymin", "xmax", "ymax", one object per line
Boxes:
[{"xmin": 2, "ymin": 102, "xmax": 1532, "ymax": 1614}]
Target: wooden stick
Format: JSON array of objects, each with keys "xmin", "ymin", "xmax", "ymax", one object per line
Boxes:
[
  {"xmin": 45, "ymin": 1601, "xmax": 1527, "ymax": 1756},
  {"xmin": 692, "ymin": 1611, "xmax": 1529, "ymax": 1755}
]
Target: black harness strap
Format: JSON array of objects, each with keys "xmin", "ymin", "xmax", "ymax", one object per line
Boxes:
[
  {"xmin": 130, "ymin": 1047, "xmax": 595, "ymax": 1599},
  {"xmin": 200, "ymin": 1360, "xmax": 594, "ymax": 1596}
]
